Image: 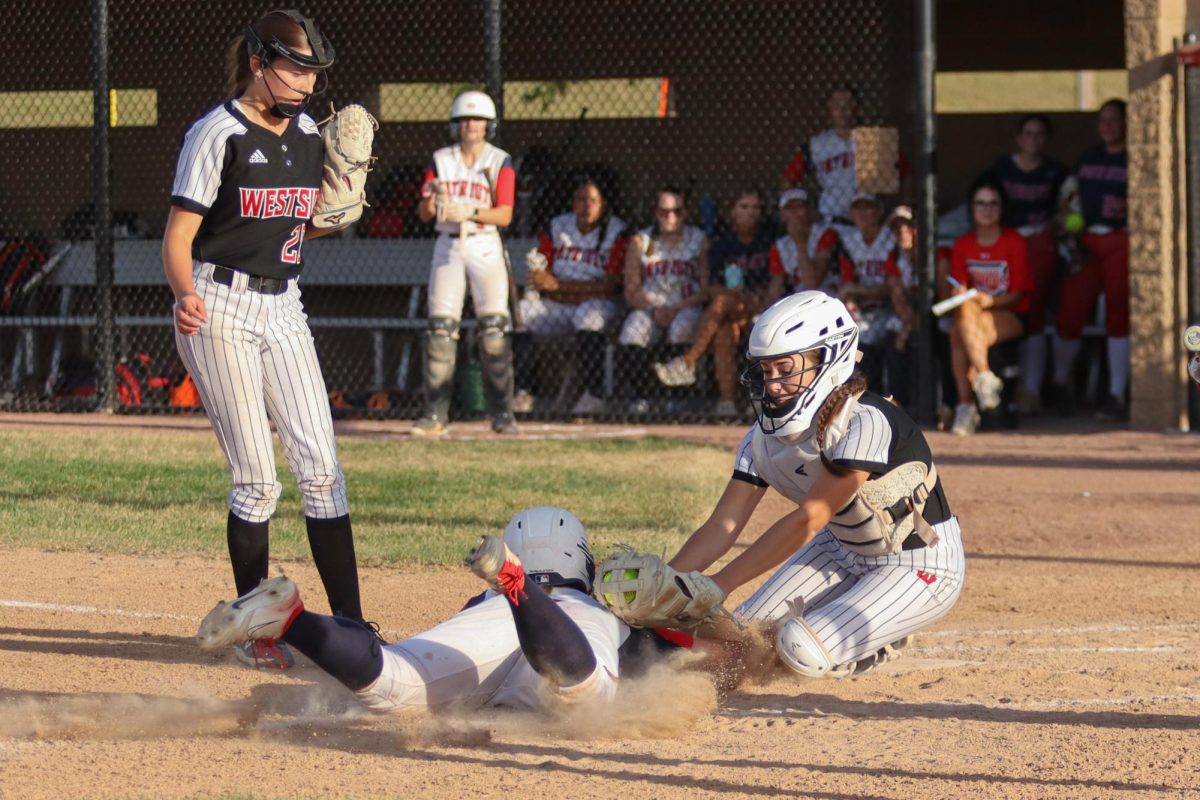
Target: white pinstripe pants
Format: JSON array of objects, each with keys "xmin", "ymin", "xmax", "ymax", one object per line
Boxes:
[
  {"xmin": 736, "ymin": 517, "xmax": 965, "ymax": 668},
  {"xmin": 174, "ymin": 262, "xmax": 348, "ymax": 523}
]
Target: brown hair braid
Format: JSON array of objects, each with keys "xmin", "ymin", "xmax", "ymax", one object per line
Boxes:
[{"xmin": 815, "ymin": 371, "xmax": 867, "ymax": 444}]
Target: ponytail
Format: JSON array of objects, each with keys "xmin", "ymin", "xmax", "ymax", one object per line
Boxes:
[
  {"xmin": 225, "ymin": 34, "xmax": 252, "ymax": 97},
  {"xmin": 815, "ymin": 372, "xmax": 867, "ymax": 445}
]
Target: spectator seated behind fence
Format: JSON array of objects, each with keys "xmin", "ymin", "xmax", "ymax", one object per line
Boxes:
[
  {"xmin": 835, "ymin": 192, "xmax": 915, "ymax": 405},
  {"xmin": 512, "ymin": 177, "xmax": 627, "ymax": 416},
  {"xmin": 615, "ymin": 187, "xmax": 708, "ymax": 415},
  {"xmin": 655, "ymin": 188, "xmax": 781, "ymax": 419},
  {"xmin": 767, "ymin": 188, "xmax": 839, "ymax": 295},
  {"xmin": 989, "ymin": 113, "xmax": 1067, "ymax": 415},
  {"xmin": 1051, "ymin": 99, "xmax": 1130, "ymax": 422},
  {"xmin": 947, "ymin": 176, "xmax": 1032, "ymax": 437}
]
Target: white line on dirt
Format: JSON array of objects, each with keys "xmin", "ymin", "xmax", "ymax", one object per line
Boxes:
[
  {"xmin": 926, "ymin": 621, "xmax": 1200, "ymax": 638},
  {"xmin": 0, "ymin": 599, "xmax": 190, "ymax": 621}
]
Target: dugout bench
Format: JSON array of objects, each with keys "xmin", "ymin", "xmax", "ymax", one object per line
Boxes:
[{"xmin": 0, "ymin": 237, "xmax": 537, "ymax": 404}]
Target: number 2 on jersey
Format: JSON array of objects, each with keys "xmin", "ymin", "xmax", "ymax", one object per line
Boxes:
[{"xmin": 281, "ymin": 224, "xmax": 305, "ymax": 265}]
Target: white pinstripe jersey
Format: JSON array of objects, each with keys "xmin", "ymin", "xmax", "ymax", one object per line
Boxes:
[
  {"xmin": 734, "ymin": 392, "xmax": 951, "ymax": 530},
  {"xmin": 637, "ymin": 225, "xmax": 705, "ymax": 305},
  {"xmin": 430, "ymin": 143, "xmax": 513, "ymax": 235},
  {"xmin": 170, "ymin": 100, "xmax": 323, "ymax": 280}
]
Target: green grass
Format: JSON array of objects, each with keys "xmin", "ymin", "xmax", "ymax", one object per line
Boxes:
[{"xmin": 0, "ymin": 428, "xmax": 730, "ymax": 566}]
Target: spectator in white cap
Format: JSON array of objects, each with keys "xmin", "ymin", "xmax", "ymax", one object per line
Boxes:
[
  {"xmin": 834, "ymin": 192, "xmax": 915, "ymax": 405},
  {"xmin": 767, "ymin": 188, "xmax": 840, "ymax": 295}
]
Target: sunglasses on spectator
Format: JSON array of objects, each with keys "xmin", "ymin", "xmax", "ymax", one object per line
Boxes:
[
  {"xmin": 657, "ymin": 207, "xmax": 683, "ymax": 215},
  {"xmin": 973, "ymin": 199, "xmax": 1001, "ymax": 207}
]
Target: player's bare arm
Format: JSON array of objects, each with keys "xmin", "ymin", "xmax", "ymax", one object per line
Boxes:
[
  {"xmin": 162, "ymin": 207, "xmax": 207, "ymax": 335},
  {"xmin": 668, "ymin": 478, "xmax": 765, "ymax": 573},
  {"xmin": 712, "ymin": 467, "xmax": 868, "ymax": 596}
]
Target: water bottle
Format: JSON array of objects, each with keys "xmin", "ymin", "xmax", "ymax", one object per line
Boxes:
[
  {"xmin": 724, "ymin": 262, "xmax": 744, "ymax": 290},
  {"xmin": 701, "ymin": 192, "xmax": 717, "ymax": 235}
]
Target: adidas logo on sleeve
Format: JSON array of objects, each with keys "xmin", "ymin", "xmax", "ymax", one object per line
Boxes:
[{"xmin": 249, "ymin": 149, "xmax": 268, "ymax": 164}]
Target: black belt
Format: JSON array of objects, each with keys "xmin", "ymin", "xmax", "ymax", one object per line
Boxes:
[{"xmin": 210, "ymin": 265, "xmax": 289, "ymax": 295}]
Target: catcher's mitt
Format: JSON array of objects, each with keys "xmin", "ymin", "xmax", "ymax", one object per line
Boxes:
[
  {"xmin": 594, "ymin": 549, "xmax": 726, "ymax": 630},
  {"xmin": 312, "ymin": 104, "xmax": 378, "ymax": 229}
]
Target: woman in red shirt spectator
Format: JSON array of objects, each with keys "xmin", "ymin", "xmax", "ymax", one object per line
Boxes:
[{"xmin": 947, "ymin": 176, "xmax": 1032, "ymax": 436}]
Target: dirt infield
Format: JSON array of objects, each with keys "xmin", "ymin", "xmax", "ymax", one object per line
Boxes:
[{"xmin": 0, "ymin": 414, "xmax": 1197, "ymax": 799}]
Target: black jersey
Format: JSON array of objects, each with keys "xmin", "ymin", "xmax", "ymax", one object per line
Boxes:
[
  {"xmin": 989, "ymin": 154, "xmax": 1067, "ymax": 229},
  {"xmin": 1075, "ymin": 145, "xmax": 1127, "ymax": 229},
  {"xmin": 171, "ymin": 100, "xmax": 324, "ymax": 280}
]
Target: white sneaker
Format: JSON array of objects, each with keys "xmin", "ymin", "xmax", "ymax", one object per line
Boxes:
[
  {"xmin": 950, "ymin": 402, "xmax": 980, "ymax": 436},
  {"xmin": 197, "ymin": 576, "xmax": 304, "ymax": 652},
  {"xmin": 654, "ymin": 356, "xmax": 697, "ymax": 387},
  {"xmin": 512, "ymin": 390, "xmax": 534, "ymax": 414},
  {"xmin": 714, "ymin": 400, "xmax": 739, "ymax": 419},
  {"xmin": 411, "ymin": 416, "xmax": 447, "ymax": 437},
  {"xmin": 571, "ymin": 391, "xmax": 606, "ymax": 416},
  {"xmin": 627, "ymin": 398, "xmax": 651, "ymax": 415},
  {"xmin": 972, "ymin": 370, "xmax": 1004, "ymax": 412}
]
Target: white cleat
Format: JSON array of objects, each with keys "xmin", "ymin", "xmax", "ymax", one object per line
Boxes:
[{"xmin": 197, "ymin": 576, "xmax": 304, "ymax": 651}]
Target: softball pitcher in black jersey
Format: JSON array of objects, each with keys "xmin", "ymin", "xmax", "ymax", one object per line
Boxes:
[
  {"xmin": 163, "ymin": 10, "xmax": 365, "ymax": 669},
  {"xmin": 669, "ymin": 292, "xmax": 965, "ymax": 678}
]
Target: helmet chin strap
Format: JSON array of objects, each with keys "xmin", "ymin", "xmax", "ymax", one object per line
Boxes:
[{"xmin": 263, "ymin": 64, "xmax": 316, "ymax": 119}]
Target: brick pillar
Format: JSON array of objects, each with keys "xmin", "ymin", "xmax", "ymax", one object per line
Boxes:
[{"xmin": 1124, "ymin": 0, "xmax": 1198, "ymax": 429}]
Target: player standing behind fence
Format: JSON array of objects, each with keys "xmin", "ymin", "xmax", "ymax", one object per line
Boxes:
[
  {"xmin": 413, "ymin": 91, "xmax": 518, "ymax": 437},
  {"xmin": 1051, "ymin": 99, "xmax": 1130, "ymax": 421},
  {"xmin": 988, "ymin": 114, "xmax": 1067, "ymax": 415},
  {"xmin": 767, "ymin": 188, "xmax": 839, "ymax": 295},
  {"xmin": 163, "ymin": 10, "xmax": 367, "ymax": 670}
]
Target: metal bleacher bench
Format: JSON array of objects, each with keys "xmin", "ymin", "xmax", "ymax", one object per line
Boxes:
[{"xmin": 1, "ymin": 236, "xmax": 536, "ymax": 392}]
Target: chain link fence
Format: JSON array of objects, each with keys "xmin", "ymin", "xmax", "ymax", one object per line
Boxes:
[{"xmin": 0, "ymin": 0, "xmax": 921, "ymax": 423}]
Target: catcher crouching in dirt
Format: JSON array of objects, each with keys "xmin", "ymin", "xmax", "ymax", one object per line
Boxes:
[
  {"xmin": 198, "ymin": 507, "xmax": 686, "ymax": 713},
  {"xmin": 596, "ymin": 291, "xmax": 965, "ymax": 678}
]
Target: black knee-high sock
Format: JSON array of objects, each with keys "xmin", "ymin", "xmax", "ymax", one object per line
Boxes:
[
  {"xmin": 227, "ymin": 512, "xmax": 269, "ymax": 597},
  {"xmin": 512, "ymin": 330, "xmax": 535, "ymax": 394},
  {"xmin": 576, "ymin": 331, "xmax": 608, "ymax": 398},
  {"xmin": 305, "ymin": 514, "xmax": 363, "ymax": 621},
  {"xmin": 506, "ymin": 584, "xmax": 596, "ymax": 687},
  {"xmin": 282, "ymin": 610, "xmax": 383, "ymax": 690},
  {"xmin": 620, "ymin": 344, "xmax": 650, "ymax": 399}
]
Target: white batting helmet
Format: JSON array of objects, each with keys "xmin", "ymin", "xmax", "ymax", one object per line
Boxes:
[
  {"xmin": 449, "ymin": 90, "xmax": 498, "ymax": 140},
  {"xmin": 741, "ymin": 291, "xmax": 859, "ymax": 440},
  {"xmin": 503, "ymin": 506, "xmax": 594, "ymax": 593}
]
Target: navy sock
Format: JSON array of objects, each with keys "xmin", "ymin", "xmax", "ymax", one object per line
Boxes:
[
  {"xmin": 226, "ymin": 512, "xmax": 269, "ymax": 597},
  {"xmin": 507, "ymin": 585, "xmax": 596, "ymax": 687},
  {"xmin": 305, "ymin": 514, "xmax": 363, "ymax": 620},
  {"xmin": 282, "ymin": 610, "xmax": 383, "ymax": 691}
]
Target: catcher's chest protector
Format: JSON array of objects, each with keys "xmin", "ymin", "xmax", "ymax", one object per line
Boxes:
[{"xmin": 748, "ymin": 398, "xmax": 939, "ymax": 558}]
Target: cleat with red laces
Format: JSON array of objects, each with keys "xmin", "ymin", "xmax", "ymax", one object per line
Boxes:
[{"xmin": 465, "ymin": 534, "xmax": 527, "ymax": 605}]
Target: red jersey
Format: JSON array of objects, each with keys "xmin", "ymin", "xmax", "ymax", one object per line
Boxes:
[{"xmin": 950, "ymin": 228, "xmax": 1033, "ymax": 313}]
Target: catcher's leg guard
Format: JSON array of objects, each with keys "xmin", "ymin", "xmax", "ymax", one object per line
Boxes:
[
  {"xmin": 477, "ymin": 313, "xmax": 513, "ymax": 415},
  {"xmin": 575, "ymin": 330, "xmax": 608, "ymax": 399},
  {"xmin": 423, "ymin": 317, "xmax": 459, "ymax": 421},
  {"xmin": 775, "ymin": 617, "xmax": 835, "ymax": 678}
]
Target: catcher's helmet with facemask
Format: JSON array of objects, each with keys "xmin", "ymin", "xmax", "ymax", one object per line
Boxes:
[{"xmin": 741, "ymin": 291, "xmax": 860, "ymax": 440}]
